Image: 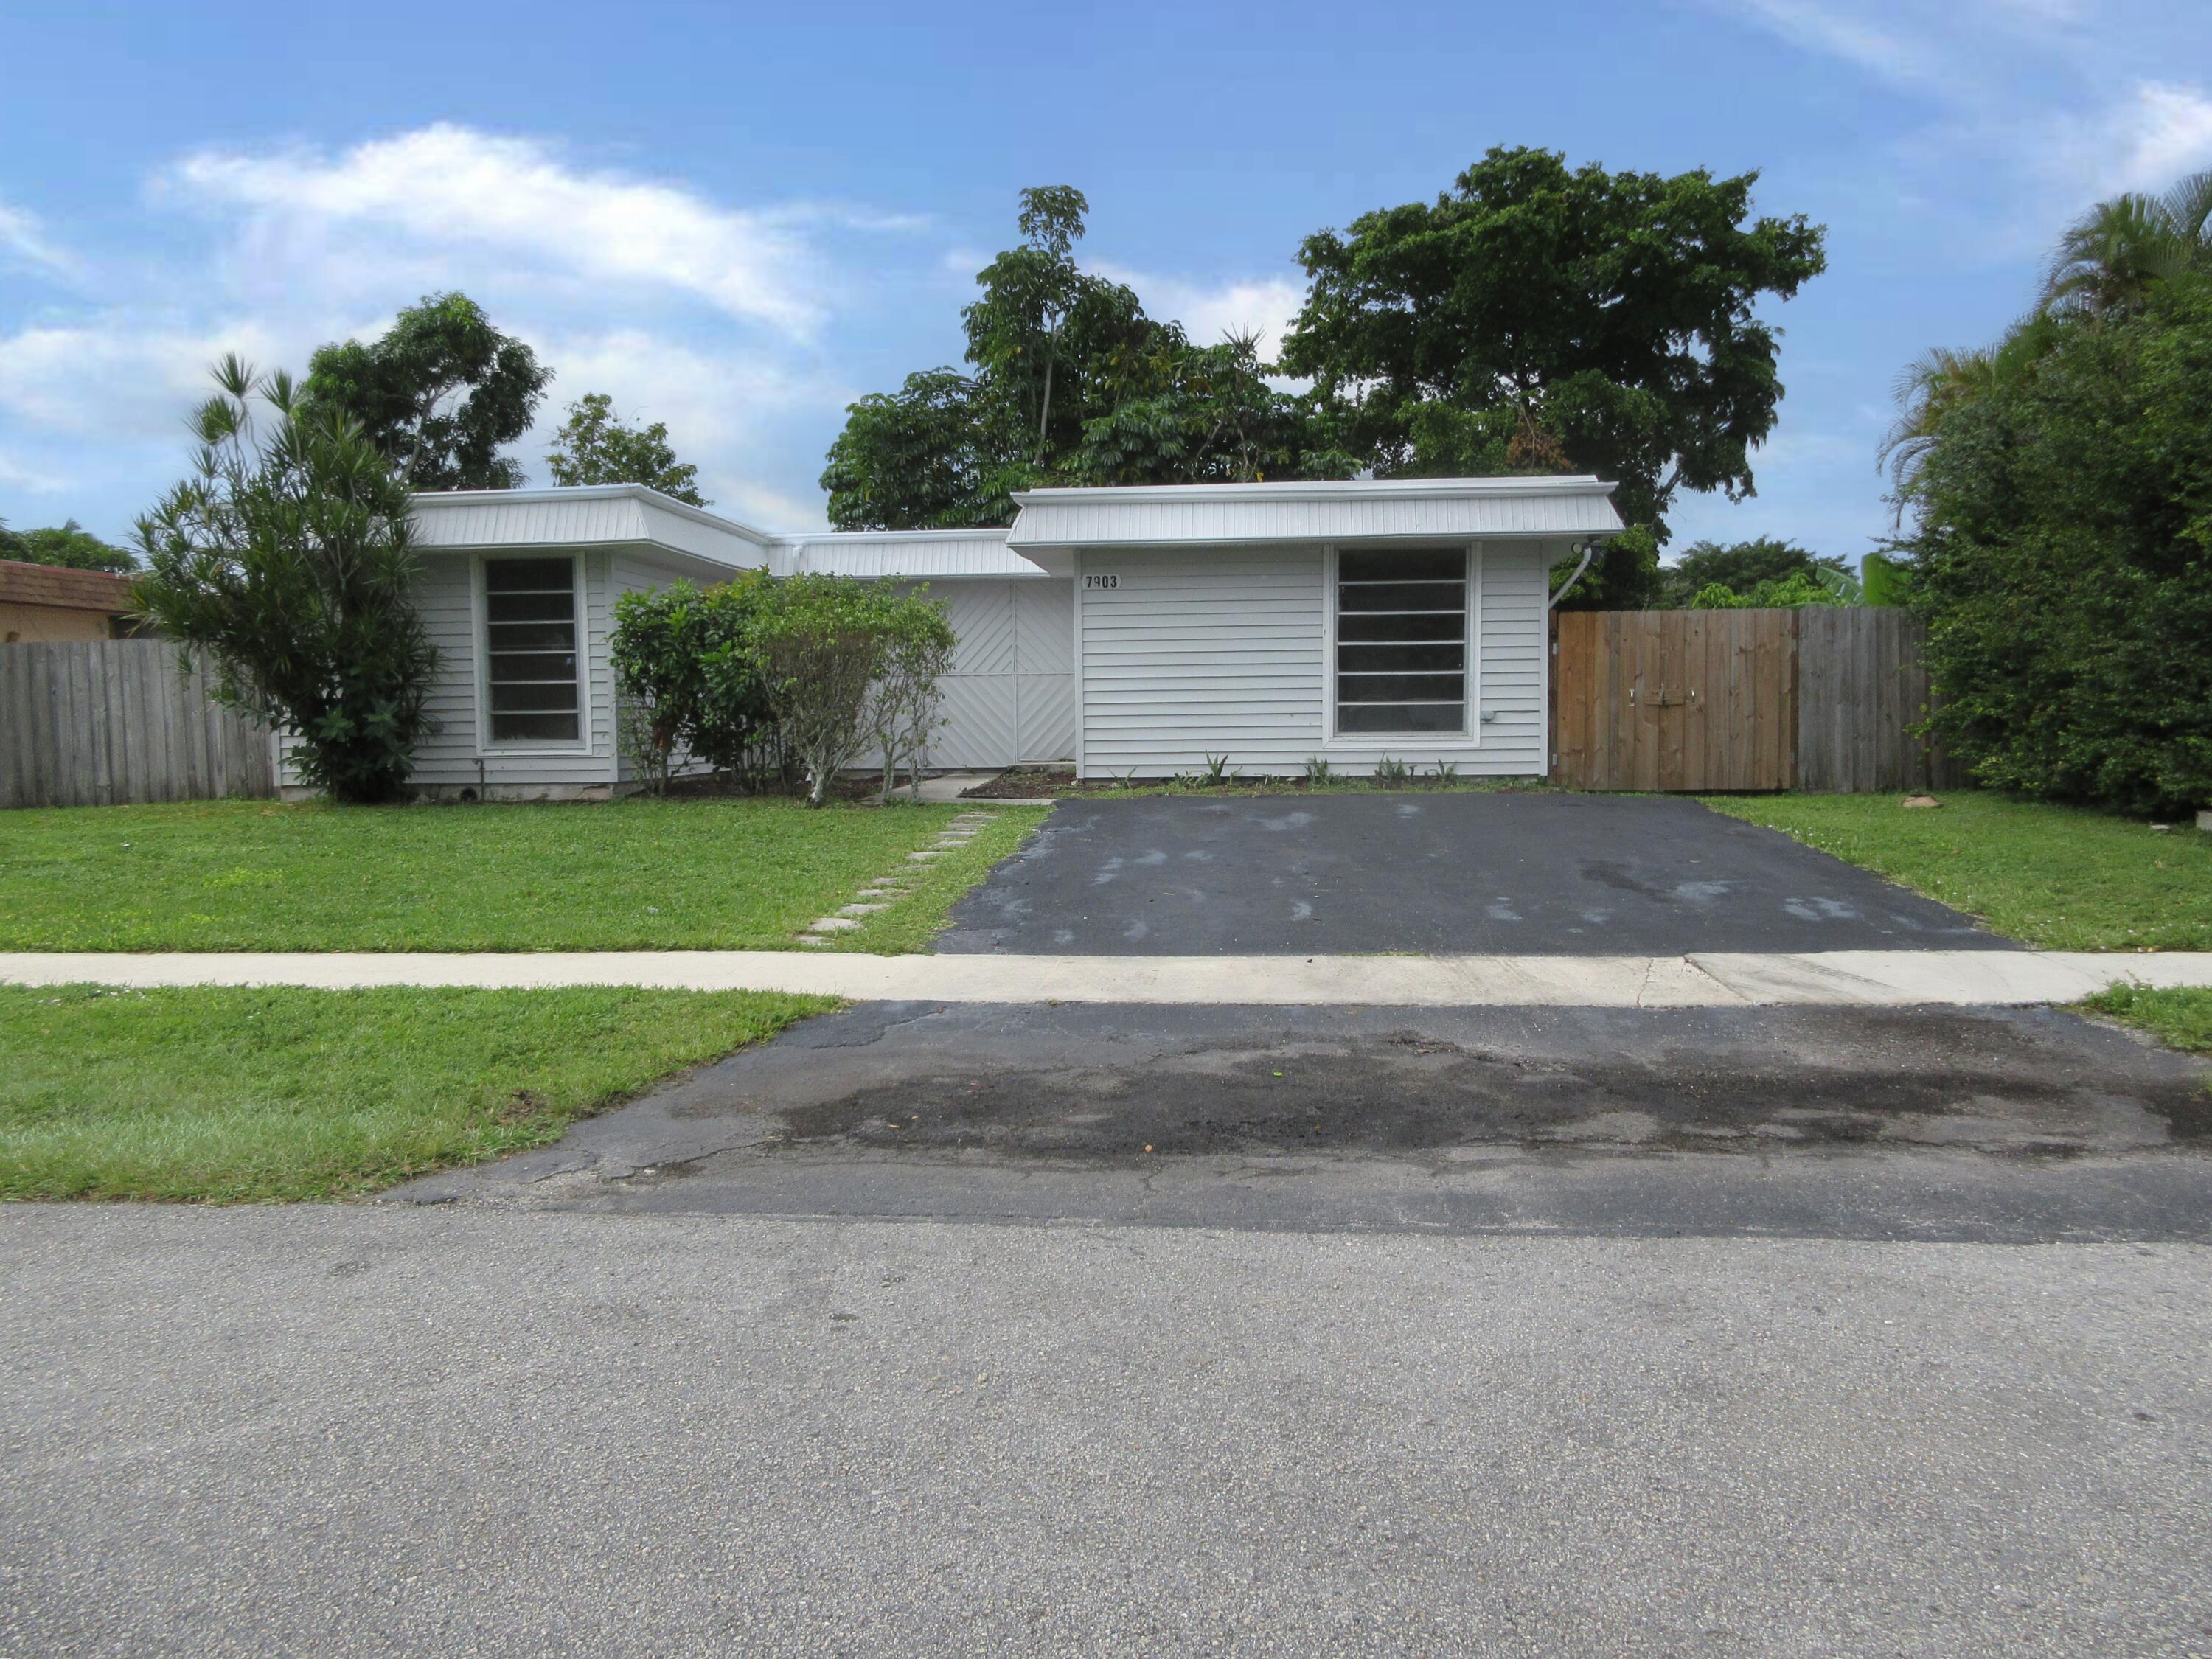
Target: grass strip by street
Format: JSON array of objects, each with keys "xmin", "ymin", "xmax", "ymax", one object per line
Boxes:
[
  {"xmin": 0, "ymin": 984, "xmax": 832, "ymax": 1203},
  {"xmin": 1700, "ymin": 792, "xmax": 2212, "ymax": 951},
  {"xmin": 0, "ymin": 798, "xmax": 1046, "ymax": 953},
  {"xmin": 2081, "ymin": 984, "xmax": 2212, "ymax": 1062}
]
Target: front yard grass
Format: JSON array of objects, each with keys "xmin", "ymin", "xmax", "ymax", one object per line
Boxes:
[
  {"xmin": 0, "ymin": 984, "xmax": 832, "ymax": 1202},
  {"xmin": 0, "ymin": 797, "xmax": 1045, "ymax": 953},
  {"xmin": 1701, "ymin": 792, "xmax": 2212, "ymax": 950}
]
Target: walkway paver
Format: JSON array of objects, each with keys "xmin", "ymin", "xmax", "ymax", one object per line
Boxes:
[{"xmin": 4, "ymin": 948, "xmax": 2208, "ymax": 1006}]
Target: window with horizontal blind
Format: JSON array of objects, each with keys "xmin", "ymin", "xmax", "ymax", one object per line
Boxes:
[
  {"xmin": 1334, "ymin": 548, "xmax": 1468, "ymax": 734},
  {"xmin": 482, "ymin": 557, "xmax": 581, "ymax": 744}
]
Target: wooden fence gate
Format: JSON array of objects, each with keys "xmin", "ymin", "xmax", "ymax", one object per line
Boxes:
[{"xmin": 1551, "ymin": 607, "xmax": 1964, "ymax": 793}]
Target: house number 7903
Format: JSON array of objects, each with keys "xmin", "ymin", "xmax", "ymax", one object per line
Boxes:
[{"xmin": 1084, "ymin": 574, "xmax": 1119, "ymax": 589}]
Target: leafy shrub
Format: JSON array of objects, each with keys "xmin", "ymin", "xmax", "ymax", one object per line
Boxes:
[
  {"xmin": 611, "ymin": 575, "xmax": 782, "ymax": 789},
  {"xmin": 133, "ymin": 357, "xmax": 437, "ymax": 804},
  {"xmin": 1689, "ymin": 569, "xmax": 1851, "ymax": 610},
  {"xmin": 751, "ymin": 576, "xmax": 953, "ymax": 807},
  {"xmin": 1907, "ymin": 279, "xmax": 2212, "ymax": 814},
  {"xmin": 1371, "ymin": 755, "xmax": 1413, "ymax": 787},
  {"xmin": 863, "ymin": 593, "xmax": 958, "ymax": 802}
]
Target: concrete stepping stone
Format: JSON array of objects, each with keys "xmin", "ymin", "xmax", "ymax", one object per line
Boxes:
[
  {"xmin": 838, "ymin": 903, "xmax": 889, "ymax": 916},
  {"xmin": 806, "ymin": 917, "xmax": 861, "ymax": 933},
  {"xmin": 905, "ymin": 851, "xmax": 943, "ymax": 863}
]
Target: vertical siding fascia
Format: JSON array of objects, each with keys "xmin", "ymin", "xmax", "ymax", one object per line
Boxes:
[
  {"xmin": 1470, "ymin": 545, "xmax": 1485, "ymax": 746},
  {"xmin": 1540, "ymin": 542, "xmax": 1555, "ymax": 779},
  {"xmin": 1071, "ymin": 551, "xmax": 1087, "ymax": 779}
]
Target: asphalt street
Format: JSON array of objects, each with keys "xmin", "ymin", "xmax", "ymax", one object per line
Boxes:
[
  {"xmin": 4, "ymin": 1206, "xmax": 2207, "ymax": 1658},
  {"xmin": 398, "ymin": 999, "xmax": 2212, "ymax": 1242}
]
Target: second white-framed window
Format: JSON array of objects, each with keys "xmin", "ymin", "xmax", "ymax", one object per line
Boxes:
[{"xmin": 1332, "ymin": 546, "xmax": 1470, "ymax": 737}]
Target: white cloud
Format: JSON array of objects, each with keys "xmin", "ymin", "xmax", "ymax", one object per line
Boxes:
[
  {"xmin": 0, "ymin": 448, "xmax": 70, "ymax": 494},
  {"xmin": 0, "ymin": 124, "xmax": 941, "ymax": 532},
  {"xmin": 1720, "ymin": 0, "xmax": 1933, "ymax": 86},
  {"xmin": 2095, "ymin": 80, "xmax": 2212, "ymax": 193},
  {"xmin": 0, "ymin": 317, "xmax": 294, "ymax": 437},
  {"xmin": 0, "ymin": 199, "xmax": 77, "ymax": 277},
  {"xmin": 528, "ymin": 328, "xmax": 848, "ymax": 529},
  {"xmin": 1092, "ymin": 263, "xmax": 1307, "ymax": 360},
  {"xmin": 167, "ymin": 124, "xmax": 824, "ymax": 335}
]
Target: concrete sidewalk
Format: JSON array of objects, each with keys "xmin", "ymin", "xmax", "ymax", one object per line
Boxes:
[{"xmin": 5, "ymin": 947, "xmax": 2211, "ymax": 1006}]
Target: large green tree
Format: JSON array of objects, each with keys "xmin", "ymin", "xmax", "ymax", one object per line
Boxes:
[
  {"xmin": 1660, "ymin": 537, "xmax": 1844, "ymax": 608},
  {"xmin": 305, "ymin": 293, "xmax": 552, "ymax": 492},
  {"xmin": 821, "ymin": 189, "xmax": 1346, "ymax": 529},
  {"xmin": 546, "ymin": 393, "xmax": 707, "ymax": 505},
  {"xmin": 2042, "ymin": 169, "xmax": 2212, "ymax": 319},
  {"xmin": 0, "ymin": 517, "xmax": 134, "ymax": 571},
  {"xmin": 133, "ymin": 356, "xmax": 439, "ymax": 804},
  {"xmin": 1281, "ymin": 147, "xmax": 1827, "ymax": 605},
  {"xmin": 1904, "ymin": 276, "xmax": 2212, "ymax": 814}
]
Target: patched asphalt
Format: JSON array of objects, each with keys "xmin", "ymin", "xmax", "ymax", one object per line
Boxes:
[
  {"xmin": 396, "ymin": 1000, "xmax": 2212, "ymax": 1242},
  {"xmin": 936, "ymin": 792, "xmax": 2014, "ymax": 956}
]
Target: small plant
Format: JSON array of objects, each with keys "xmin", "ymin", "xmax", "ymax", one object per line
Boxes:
[
  {"xmin": 1371, "ymin": 755, "xmax": 1413, "ymax": 788},
  {"xmin": 1432, "ymin": 761, "xmax": 1460, "ymax": 785},
  {"xmin": 1169, "ymin": 769, "xmax": 1204, "ymax": 790},
  {"xmin": 1115, "ymin": 767, "xmax": 1139, "ymax": 790},
  {"xmin": 1303, "ymin": 756, "xmax": 1332, "ymax": 784},
  {"xmin": 1203, "ymin": 751, "xmax": 1231, "ymax": 785}
]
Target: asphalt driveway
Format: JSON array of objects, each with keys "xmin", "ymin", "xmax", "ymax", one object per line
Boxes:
[{"xmin": 937, "ymin": 792, "xmax": 2011, "ymax": 956}]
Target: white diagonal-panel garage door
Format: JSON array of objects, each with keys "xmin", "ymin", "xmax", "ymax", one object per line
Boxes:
[{"xmin": 922, "ymin": 580, "xmax": 1075, "ymax": 768}]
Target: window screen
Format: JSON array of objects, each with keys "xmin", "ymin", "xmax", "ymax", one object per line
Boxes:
[
  {"xmin": 1335, "ymin": 548, "xmax": 1467, "ymax": 734},
  {"xmin": 484, "ymin": 557, "xmax": 580, "ymax": 742}
]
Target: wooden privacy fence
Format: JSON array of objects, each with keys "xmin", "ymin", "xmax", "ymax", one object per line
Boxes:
[
  {"xmin": 1551, "ymin": 607, "xmax": 1970, "ymax": 793},
  {"xmin": 2, "ymin": 640, "xmax": 276, "ymax": 809}
]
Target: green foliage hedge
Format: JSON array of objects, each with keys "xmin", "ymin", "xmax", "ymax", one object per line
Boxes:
[{"xmin": 1907, "ymin": 281, "xmax": 2212, "ymax": 815}]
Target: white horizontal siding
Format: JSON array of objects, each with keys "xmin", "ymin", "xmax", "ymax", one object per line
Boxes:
[
  {"xmin": 1077, "ymin": 542, "xmax": 1551, "ymax": 779},
  {"xmin": 279, "ymin": 550, "xmax": 620, "ymax": 793}
]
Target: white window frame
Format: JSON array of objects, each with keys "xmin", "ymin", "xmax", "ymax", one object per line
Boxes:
[
  {"xmin": 1321, "ymin": 542, "xmax": 1481, "ymax": 751},
  {"xmin": 473, "ymin": 551, "xmax": 591, "ymax": 755}
]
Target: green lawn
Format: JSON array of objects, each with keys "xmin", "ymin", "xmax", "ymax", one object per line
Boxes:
[
  {"xmin": 0, "ymin": 798, "xmax": 1044, "ymax": 953},
  {"xmin": 0, "ymin": 984, "xmax": 832, "ymax": 1203},
  {"xmin": 2079, "ymin": 985, "xmax": 2212, "ymax": 1061},
  {"xmin": 1702, "ymin": 792, "xmax": 2212, "ymax": 950}
]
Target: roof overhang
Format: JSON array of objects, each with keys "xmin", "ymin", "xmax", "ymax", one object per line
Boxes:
[
  {"xmin": 406, "ymin": 484, "xmax": 775, "ymax": 577},
  {"xmin": 1006, "ymin": 476, "xmax": 1624, "ymax": 552},
  {"xmin": 773, "ymin": 527, "xmax": 1046, "ymax": 580}
]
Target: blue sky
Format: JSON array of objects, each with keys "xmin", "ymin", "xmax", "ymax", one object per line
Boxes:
[{"xmin": 3, "ymin": 0, "xmax": 2209, "ymax": 560}]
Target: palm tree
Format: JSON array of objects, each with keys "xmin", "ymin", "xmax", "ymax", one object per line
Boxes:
[
  {"xmin": 1877, "ymin": 313, "xmax": 2068, "ymax": 514},
  {"xmin": 2041, "ymin": 169, "xmax": 2212, "ymax": 318}
]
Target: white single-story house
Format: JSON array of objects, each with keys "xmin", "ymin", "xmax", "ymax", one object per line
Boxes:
[{"xmin": 286, "ymin": 475, "xmax": 1623, "ymax": 799}]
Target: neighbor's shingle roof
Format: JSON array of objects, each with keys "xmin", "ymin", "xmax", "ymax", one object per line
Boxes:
[{"xmin": 0, "ymin": 558, "xmax": 136, "ymax": 614}]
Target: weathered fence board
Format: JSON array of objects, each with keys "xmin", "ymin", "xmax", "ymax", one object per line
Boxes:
[
  {"xmin": 1553, "ymin": 607, "xmax": 1964, "ymax": 793},
  {"xmin": 1552, "ymin": 608, "xmax": 1795, "ymax": 791},
  {"xmin": 1, "ymin": 641, "xmax": 276, "ymax": 808}
]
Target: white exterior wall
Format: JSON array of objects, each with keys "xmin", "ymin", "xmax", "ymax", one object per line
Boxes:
[
  {"xmin": 279, "ymin": 548, "xmax": 622, "ymax": 799},
  {"xmin": 1075, "ymin": 540, "xmax": 1554, "ymax": 779}
]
